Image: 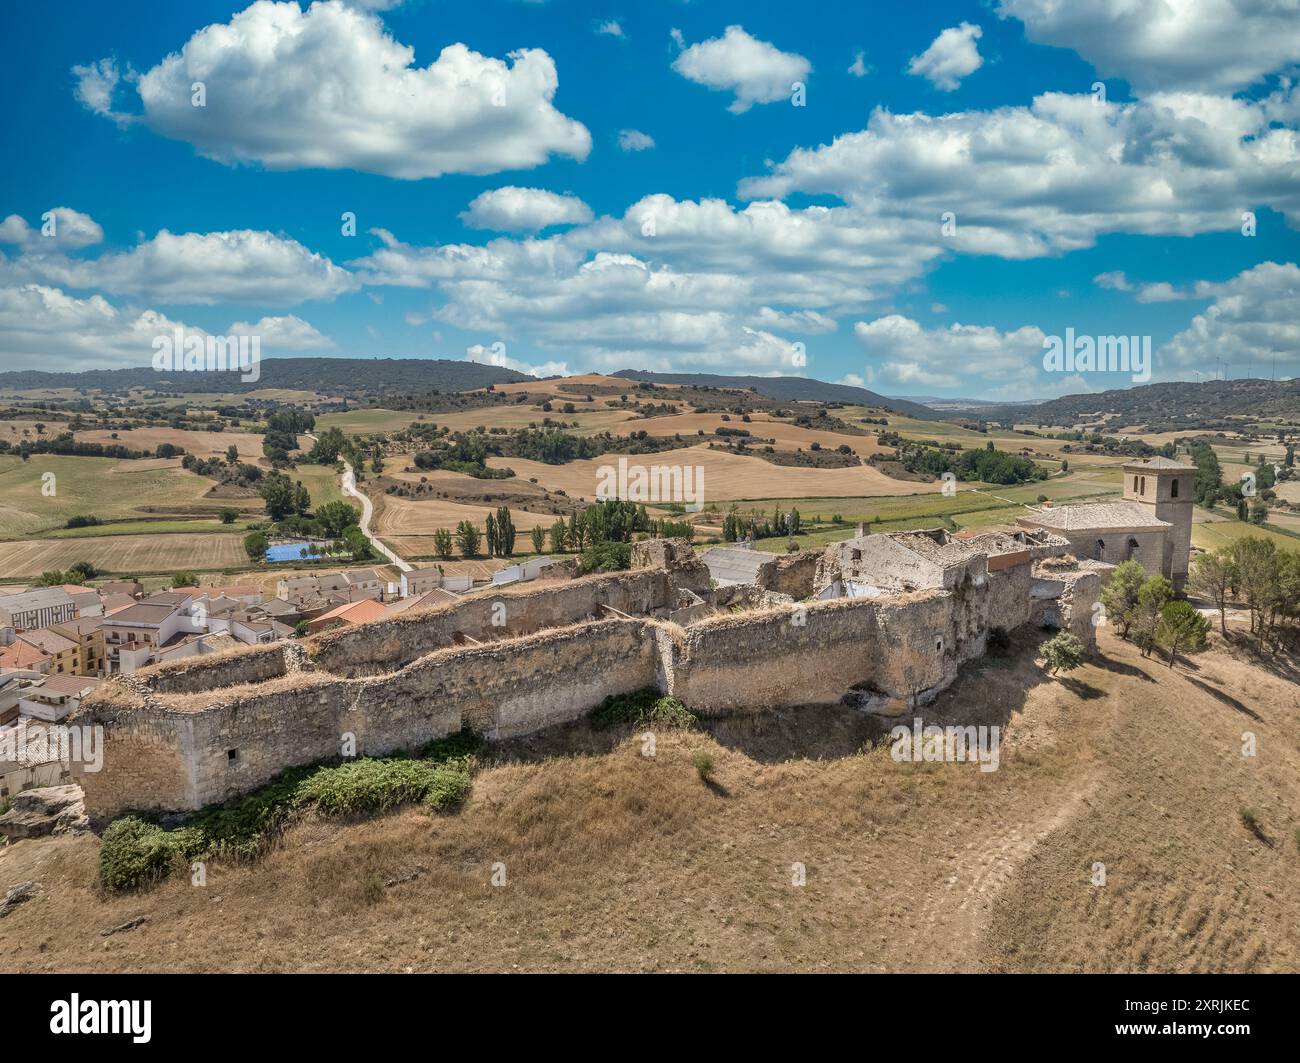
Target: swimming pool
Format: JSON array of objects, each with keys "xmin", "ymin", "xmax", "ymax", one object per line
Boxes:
[{"xmin": 265, "ymin": 541, "xmax": 329, "ymax": 563}]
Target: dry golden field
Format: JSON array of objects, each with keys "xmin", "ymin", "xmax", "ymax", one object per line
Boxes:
[
  {"xmin": 0, "ymin": 531, "xmax": 248, "ymax": 578},
  {"xmin": 2, "ymin": 626, "xmax": 1295, "ymax": 973},
  {"xmin": 373, "ymin": 495, "xmax": 558, "ymax": 539},
  {"xmin": 484, "ymin": 444, "xmax": 945, "ymax": 502},
  {"xmin": 610, "ymin": 410, "xmax": 892, "ymax": 455},
  {"xmin": 72, "ymin": 427, "xmax": 289, "ymax": 461}
]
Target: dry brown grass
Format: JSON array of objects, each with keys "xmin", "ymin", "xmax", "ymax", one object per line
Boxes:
[
  {"xmin": 73, "ymin": 428, "xmax": 279, "ymax": 461},
  {"xmin": 1, "ymin": 626, "xmax": 1296, "ymax": 973},
  {"xmin": 0, "ymin": 531, "xmax": 248, "ymax": 579},
  {"xmin": 373, "ymin": 496, "xmax": 558, "ymax": 539},
  {"xmin": 615, "ymin": 411, "xmax": 892, "ymax": 455},
  {"xmin": 485, "ymin": 444, "xmax": 938, "ymax": 502}
]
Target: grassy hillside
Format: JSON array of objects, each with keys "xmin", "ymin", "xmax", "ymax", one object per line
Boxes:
[
  {"xmin": 2, "ymin": 626, "xmax": 1294, "ymax": 972},
  {"xmin": 612, "ymin": 370, "xmax": 942, "ymax": 419}
]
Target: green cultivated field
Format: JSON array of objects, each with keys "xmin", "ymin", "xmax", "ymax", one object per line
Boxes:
[
  {"xmin": 0, "ymin": 455, "xmax": 218, "ymax": 538},
  {"xmin": 290, "ymin": 462, "xmax": 348, "ymax": 510},
  {"xmin": 1193, "ymin": 519, "xmax": 1300, "ymax": 553}
]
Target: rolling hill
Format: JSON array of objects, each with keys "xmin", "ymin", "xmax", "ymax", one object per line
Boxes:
[
  {"xmin": 0, "ymin": 358, "xmax": 532, "ymax": 396},
  {"xmin": 611, "ymin": 370, "xmax": 943, "ymax": 419},
  {"xmin": 982, "ymin": 377, "xmax": 1300, "ymax": 430}
]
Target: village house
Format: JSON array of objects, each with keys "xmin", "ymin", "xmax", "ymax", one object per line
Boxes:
[
  {"xmin": 49, "ymin": 616, "xmax": 108, "ymax": 677},
  {"xmin": 0, "ymin": 587, "xmax": 78, "ymax": 631},
  {"xmin": 15, "ymin": 673, "xmax": 102, "ymax": 723},
  {"xmin": 11, "ymin": 629, "xmax": 79, "ymax": 676},
  {"xmin": 277, "ymin": 568, "xmax": 384, "ymax": 605},
  {"xmin": 306, "ymin": 598, "xmax": 389, "ymax": 635},
  {"xmin": 0, "ymin": 638, "xmax": 53, "ymax": 676}
]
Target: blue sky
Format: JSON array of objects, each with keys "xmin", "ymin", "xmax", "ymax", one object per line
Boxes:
[{"xmin": 0, "ymin": 0, "xmax": 1297, "ymax": 399}]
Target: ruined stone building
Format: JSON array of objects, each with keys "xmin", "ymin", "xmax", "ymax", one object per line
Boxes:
[{"xmin": 74, "ymin": 532, "xmax": 1102, "ymax": 819}]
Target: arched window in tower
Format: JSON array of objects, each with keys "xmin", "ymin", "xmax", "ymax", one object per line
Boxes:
[
  {"xmin": 1127, "ymin": 537, "xmax": 1139, "ymax": 560},
  {"xmin": 1171, "ymin": 478, "xmax": 1179, "ymax": 498},
  {"xmin": 1094, "ymin": 538, "xmax": 1106, "ymax": 560},
  {"xmin": 1139, "ymin": 476, "xmax": 1146, "ymax": 496}
]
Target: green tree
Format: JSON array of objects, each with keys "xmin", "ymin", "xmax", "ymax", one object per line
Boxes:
[
  {"xmin": 485, "ymin": 512, "xmax": 498, "ymax": 558},
  {"xmin": 315, "ymin": 500, "xmax": 359, "ymax": 537},
  {"xmin": 1189, "ymin": 548, "xmax": 1235, "ymax": 635},
  {"xmin": 455, "ymin": 520, "xmax": 481, "ymax": 558},
  {"xmin": 218, "ymin": 507, "xmax": 238, "ymax": 525},
  {"xmin": 1156, "ymin": 601, "xmax": 1211, "ymax": 669},
  {"xmin": 305, "ymin": 427, "xmax": 348, "ymax": 464},
  {"xmin": 1188, "ymin": 441, "xmax": 1222, "ymax": 506},
  {"xmin": 259, "ymin": 471, "xmax": 297, "ymax": 521},
  {"xmin": 1255, "ymin": 461, "xmax": 1276, "ymax": 491},
  {"xmin": 432, "ymin": 527, "xmax": 454, "ymax": 560},
  {"xmin": 342, "ymin": 526, "xmax": 372, "ymax": 561},
  {"xmin": 530, "ymin": 526, "xmax": 546, "ymax": 553},
  {"xmin": 171, "ymin": 571, "xmax": 198, "ymax": 588},
  {"xmin": 244, "ymin": 531, "xmax": 269, "ymax": 561},
  {"xmin": 226, "ymin": 444, "xmax": 239, "ymax": 464},
  {"xmin": 1100, "ymin": 559, "xmax": 1145, "ymax": 637},
  {"xmin": 495, "ymin": 506, "xmax": 516, "ymax": 557},
  {"xmin": 577, "ymin": 540, "xmax": 631, "ymax": 574},
  {"xmin": 1040, "ymin": 631, "xmax": 1084, "ymax": 676},
  {"xmin": 67, "ymin": 559, "xmax": 99, "ymax": 582},
  {"xmin": 549, "ymin": 519, "xmax": 568, "ymax": 553},
  {"xmin": 1133, "ymin": 576, "xmax": 1174, "ymax": 657},
  {"xmin": 1228, "ymin": 537, "xmax": 1280, "ymax": 637}
]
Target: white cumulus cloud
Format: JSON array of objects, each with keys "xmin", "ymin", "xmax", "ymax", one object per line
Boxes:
[
  {"xmin": 0, "ymin": 284, "xmax": 333, "ymax": 370},
  {"xmin": 460, "ymin": 187, "xmax": 593, "ymax": 232},
  {"xmin": 73, "ymin": 0, "xmax": 591, "ymax": 179},
  {"xmin": 908, "ymin": 22, "xmax": 984, "ymax": 92},
  {"xmin": 0, "ymin": 208, "xmax": 104, "ymax": 251},
  {"xmin": 998, "ymin": 0, "xmax": 1300, "ymax": 94},
  {"xmin": 6, "ymin": 228, "xmax": 356, "ymax": 306},
  {"xmin": 672, "ymin": 25, "xmax": 810, "ymax": 113}
]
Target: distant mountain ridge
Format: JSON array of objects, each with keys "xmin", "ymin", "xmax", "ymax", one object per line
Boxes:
[
  {"xmin": 611, "ymin": 370, "xmax": 942, "ymax": 419},
  {"xmin": 979, "ymin": 377, "xmax": 1300, "ymax": 428},
  {"xmin": 0, "ymin": 357, "xmax": 531, "ymax": 395}
]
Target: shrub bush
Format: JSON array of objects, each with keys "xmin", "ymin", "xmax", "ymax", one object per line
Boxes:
[
  {"xmin": 97, "ymin": 741, "xmax": 479, "ymax": 892},
  {"xmin": 692, "ymin": 750, "xmax": 714, "ymax": 780},
  {"xmin": 590, "ymin": 688, "xmax": 696, "ymax": 730},
  {"xmin": 98, "ymin": 817, "xmax": 183, "ymax": 893}
]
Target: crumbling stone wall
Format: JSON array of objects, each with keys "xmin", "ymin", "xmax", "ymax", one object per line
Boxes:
[
  {"xmin": 309, "ymin": 568, "xmax": 672, "ymax": 677},
  {"xmin": 985, "ymin": 561, "xmax": 1034, "ymax": 635},
  {"xmin": 74, "ymin": 541, "xmax": 1102, "ymax": 818},
  {"xmin": 759, "ymin": 551, "xmax": 819, "ymax": 598},
  {"xmin": 78, "ymin": 619, "xmax": 663, "ymax": 815}
]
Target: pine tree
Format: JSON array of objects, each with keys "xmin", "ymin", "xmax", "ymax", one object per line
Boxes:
[{"xmin": 1156, "ymin": 601, "xmax": 1211, "ymax": 669}]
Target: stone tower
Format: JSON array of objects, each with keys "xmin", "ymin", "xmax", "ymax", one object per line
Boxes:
[{"xmin": 1122, "ymin": 457, "xmax": 1196, "ymax": 592}]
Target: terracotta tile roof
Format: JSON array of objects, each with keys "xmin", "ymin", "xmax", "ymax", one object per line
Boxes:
[{"xmin": 0, "ymin": 641, "xmax": 52, "ymax": 669}]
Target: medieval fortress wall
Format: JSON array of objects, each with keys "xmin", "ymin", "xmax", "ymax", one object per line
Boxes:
[{"xmin": 74, "ymin": 538, "xmax": 1100, "ymax": 819}]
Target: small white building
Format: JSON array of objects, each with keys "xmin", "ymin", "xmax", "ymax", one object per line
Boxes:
[{"xmin": 17, "ymin": 674, "xmax": 103, "ymax": 723}]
